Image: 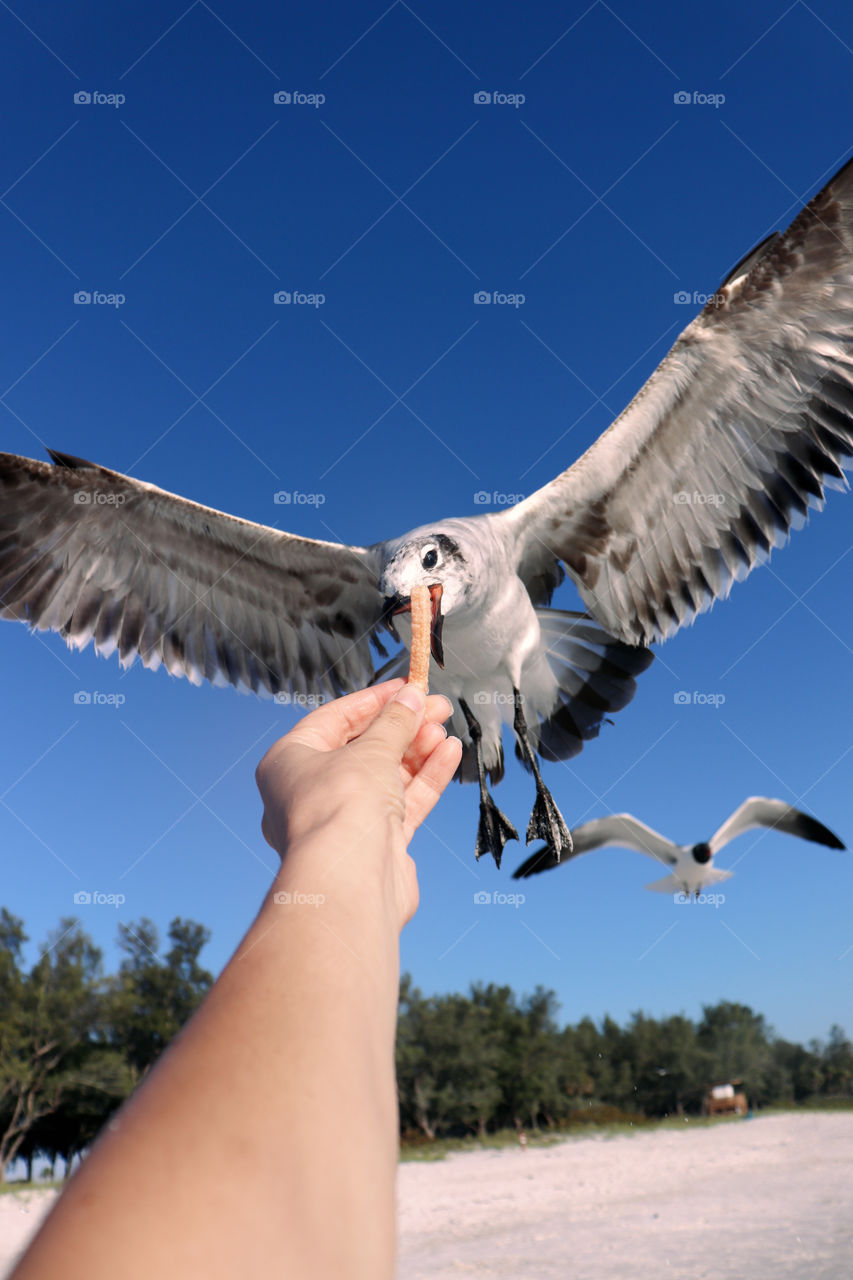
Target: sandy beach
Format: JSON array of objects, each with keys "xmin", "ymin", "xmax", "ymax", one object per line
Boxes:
[
  {"xmin": 1, "ymin": 1113, "xmax": 850, "ymax": 1277},
  {"xmin": 396, "ymin": 1113, "xmax": 853, "ymax": 1279}
]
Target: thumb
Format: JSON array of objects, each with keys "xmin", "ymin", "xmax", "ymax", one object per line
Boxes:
[{"xmin": 356, "ymin": 682, "xmax": 426, "ymax": 762}]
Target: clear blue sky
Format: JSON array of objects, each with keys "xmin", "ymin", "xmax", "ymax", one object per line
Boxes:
[{"xmin": 1, "ymin": 0, "xmax": 851, "ymax": 1047}]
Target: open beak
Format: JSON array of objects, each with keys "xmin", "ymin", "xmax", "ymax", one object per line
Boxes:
[{"xmin": 391, "ymin": 584, "xmax": 444, "ymax": 668}]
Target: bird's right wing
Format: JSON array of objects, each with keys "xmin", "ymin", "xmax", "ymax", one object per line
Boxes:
[
  {"xmin": 709, "ymin": 796, "xmax": 846, "ymax": 853},
  {"xmin": 0, "ymin": 451, "xmax": 390, "ymax": 699},
  {"xmin": 502, "ymin": 156, "xmax": 853, "ymax": 646},
  {"xmin": 512, "ymin": 813, "xmax": 678, "ymax": 879}
]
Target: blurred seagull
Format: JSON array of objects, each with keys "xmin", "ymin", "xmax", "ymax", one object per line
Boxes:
[
  {"xmin": 3, "ymin": 156, "xmax": 853, "ymax": 869},
  {"xmin": 512, "ymin": 797, "xmax": 847, "ymax": 895}
]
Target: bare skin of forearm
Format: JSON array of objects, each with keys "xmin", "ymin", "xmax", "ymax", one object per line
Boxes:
[{"xmin": 12, "ymin": 842, "xmax": 403, "ymax": 1280}]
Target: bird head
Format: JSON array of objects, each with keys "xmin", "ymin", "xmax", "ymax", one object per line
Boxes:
[
  {"xmin": 380, "ymin": 532, "xmax": 472, "ymax": 668},
  {"xmin": 691, "ymin": 841, "xmax": 712, "ymax": 864}
]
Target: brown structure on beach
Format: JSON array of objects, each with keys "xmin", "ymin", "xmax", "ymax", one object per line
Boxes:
[{"xmin": 702, "ymin": 1081, "xmax": 748, "ymax": 1117}]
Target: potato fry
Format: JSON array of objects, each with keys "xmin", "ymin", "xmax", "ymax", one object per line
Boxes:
[{"xmin": 408, "ymin": 584, "xmax": 431, "ymax": 693}]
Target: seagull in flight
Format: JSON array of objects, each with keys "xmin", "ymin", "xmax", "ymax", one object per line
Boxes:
[
  {"xmin": 3, "ymin": 157, "xmax": 853, "ymax": 868},
  {"xmin": 512, "ymin": 797, "xmax": 846, "ymax": 895}
]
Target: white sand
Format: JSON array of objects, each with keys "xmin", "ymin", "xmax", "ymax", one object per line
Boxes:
[
  {"xmin": 1, "ymin": 1115, "xmax": 850, "ymax": 1277},
  {"xmin": 396, "ymin": 1113, "xmax": 853, "ymax": 1279}
]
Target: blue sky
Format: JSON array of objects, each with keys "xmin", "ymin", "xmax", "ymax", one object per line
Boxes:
[{"xmin": 1, "ymin": 0, "xmax": 851, "ymax": 1047}]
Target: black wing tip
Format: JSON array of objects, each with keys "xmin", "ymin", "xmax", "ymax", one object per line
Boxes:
[
  {"xmin": 512, "ymin": 845, "xmax": 559, "ymax": 879},
  {"xmin": 790, "ymin": 810, "xmax": 846, "ymax": 851},
  {"xmin": 46, "ymin": 449, "xmax": 99, "ymax": 470}
]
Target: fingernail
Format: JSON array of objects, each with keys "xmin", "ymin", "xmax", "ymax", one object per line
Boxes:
[{"xmin": 394, "ymin": 683, "xmax": 426, "ymax": 714}]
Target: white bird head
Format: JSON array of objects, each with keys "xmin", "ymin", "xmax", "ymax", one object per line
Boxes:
[{"xmin": 380, "ymin": 531, "xmax": 477, "ymax": 668}]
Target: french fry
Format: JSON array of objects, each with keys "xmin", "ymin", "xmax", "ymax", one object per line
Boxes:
[{"xmin": 408, "ymin": 584, "xmax": 431, "ymax": 693}]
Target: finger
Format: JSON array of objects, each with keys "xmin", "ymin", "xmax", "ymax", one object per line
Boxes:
[
  {"xmin": 403, "ymin": 736, "xmax": 463, "ymax": 842},
  {"xmin": 266, "ymin": 680, "xmax": 405, "ymax": 763},
  {"xmin": 356, "ymin": 683, "xmax": 427, "ymax": 763},
  {"xmin": 400, "ymin": 720, "xmax": 447, "ymax": 783},
  {"xmin": 424, "ymin": 694, "xmax": 454, "ymax": 725}
]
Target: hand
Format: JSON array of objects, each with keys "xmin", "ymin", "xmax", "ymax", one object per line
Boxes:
[{"xmin": 255, "ymin": 680, "xmax": 462, "ymax": 926}]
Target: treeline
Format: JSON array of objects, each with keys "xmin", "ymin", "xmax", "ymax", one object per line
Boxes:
[
  {"xmin": 2, "ymin": 909, "xmax": 852, "ymax": 1179},
  {"xmin": 395, "ymin": 978, "xmax": 853, "ymax": 1140},
  {"xmin": 0, "ymin": 908, "xmax": 212, "ymax": 1181}
]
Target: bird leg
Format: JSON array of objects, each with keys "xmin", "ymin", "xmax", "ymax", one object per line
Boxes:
[
  {"xmin": 512, "ymin": 689, "xmax": 572, "ymax": 860},
  {"xmin": 459, "ymin": 698, "xmax": 518, "ymax": 868}
]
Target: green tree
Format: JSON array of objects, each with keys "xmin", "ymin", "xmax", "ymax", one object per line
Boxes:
[
  {"xmin": 108, "ymin": 918, "xmax": 212, "ymax": 1080},
  {"xmin": 0, "ymin": 914, "xmax": 114, "ymax": 1181}
]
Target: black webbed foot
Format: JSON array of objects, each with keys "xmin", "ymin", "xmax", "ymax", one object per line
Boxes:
[
  {"xmin": 526, "ymin": 782, "xmax": 572, "ymax": 860},
  {"xmin": 476, "ymin": 794, "xmax": 519, "ymax": 868},
  {"xmin": 459, "ymin": 696, "xmax": 519, "ymax": 868},
  {"xmin": 512, "ymin": 687, "xmax": 573, "ymax": 862}
]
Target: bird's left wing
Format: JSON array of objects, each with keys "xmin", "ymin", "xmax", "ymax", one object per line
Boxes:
[
  {"xmin": 0, "ymin": 451, "xmax": 389, "ymax": 698},
  {"xmin": 709, "ymin": 796, "xmax": 846, "ymax": 853},
  {"xmin": 502, "ymin": 157, "xmax": 853, "ymax": 645}
]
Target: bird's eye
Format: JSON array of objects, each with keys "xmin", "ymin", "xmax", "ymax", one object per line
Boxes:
[{"xmin": 421, "ymin": 547, "xmax": 438, "ymax": 570}]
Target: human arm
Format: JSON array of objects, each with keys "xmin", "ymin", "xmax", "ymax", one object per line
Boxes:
[{"xmin": 11, "ymin": 679, "xmax": 461, "ymax": 1280}]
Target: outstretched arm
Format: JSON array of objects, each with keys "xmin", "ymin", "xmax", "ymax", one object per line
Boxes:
[{"xmin": 11, "ymin": 679, "xmax": 461, "ymax": 1280}]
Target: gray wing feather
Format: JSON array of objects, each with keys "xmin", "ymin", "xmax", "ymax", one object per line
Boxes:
[
  {"xmin": 513, "ymin": 813, "xmax": 678, "ymax": 878},
  {"xmin": 0, "ymin": 451, "xmax": 389, "ymax": 698},
  {"xmin": 709, "ymin": 796, "xmax": 846, "ymax": 853},
  {"xmin": 504, "ymin": 157, "xmax": 853, "ymax": 645}
]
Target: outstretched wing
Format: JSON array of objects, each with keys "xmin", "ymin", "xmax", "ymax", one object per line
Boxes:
[
  {"xmin": 0, "ymin": 451, "xmax": 389, "ymax": 698},
  {"xmin": 709, "ymin": 796, "xmax": 846, "ymax": 854},
  {"xmin": 512, "ymin": 813, "xmax": 678, "ymax": 878},
  {"xmin": 504, "ymin": 156, "xmax": 853, "ymax": 645}
]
